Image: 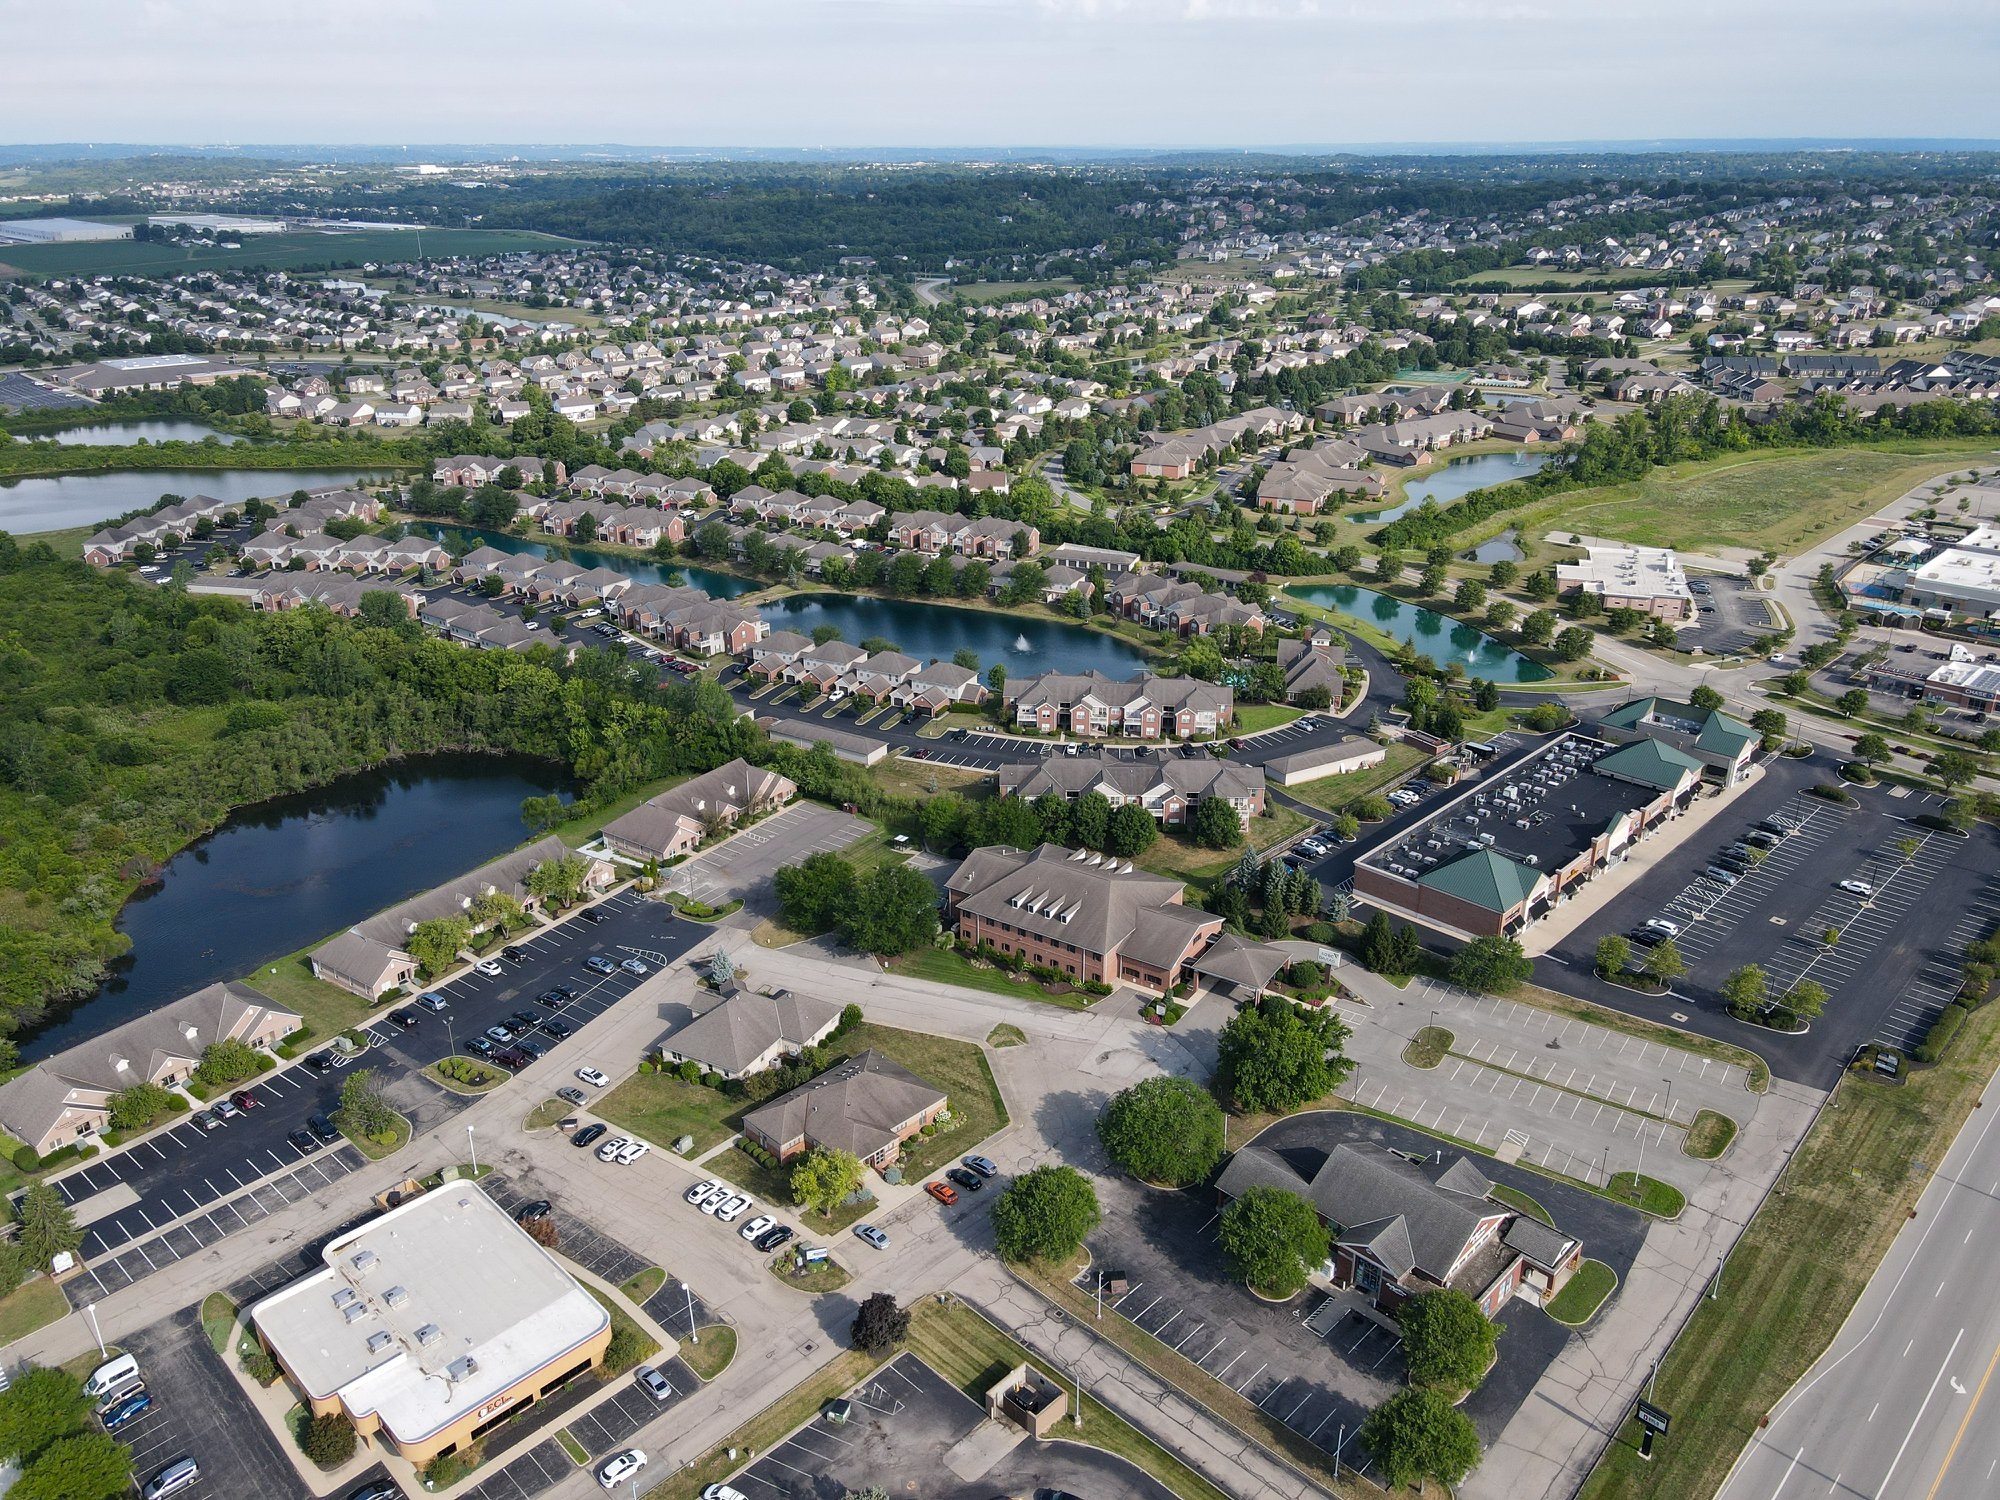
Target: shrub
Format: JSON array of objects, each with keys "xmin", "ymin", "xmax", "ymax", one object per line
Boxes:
[
  {"xmin": 1918, "ymin": 1003, "xmax": 1970, "ymax": 1064},
  {"xmin": 301, "ymin": 1411, "xmax": 357, "ymax": 1467},
  {"xmin": 11, "ymin": 1145, "xmax": 36, "ymax": 1173},
  {"xmin": 424, "ymin": 1451, "xmax": 473, "ymax": 1489},
  {"xmin": 239, "ymin": 1342, "xmax": 281, "ymax": 1385}
]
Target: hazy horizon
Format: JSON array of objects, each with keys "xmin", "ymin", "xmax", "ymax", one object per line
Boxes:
[{"xmin": 4, "ymin": 0, "xmax": 1994, "ymax": 148}]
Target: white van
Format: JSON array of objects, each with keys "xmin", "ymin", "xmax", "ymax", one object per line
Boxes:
[
  {"xmin": 143, "ymin": 1456, "xmax": 200, "ymax": 1500},
  {"xmin": 84, "ymin": 1354, "xmax": 139, "ymax": 1400}
]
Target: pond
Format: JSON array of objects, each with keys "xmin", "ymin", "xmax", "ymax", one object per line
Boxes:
[
  {"xmin": 1286, "ymin": 582, "xmax": 1552, "ymax": 683},
  {"xmin": 0, "ymin": 468, "xmax": 390, "ymax": 535},
  {"xmin": 763, "ymin": 592, "xmax": 1151, "ymax": 677},
  {"xmin": 1469, "ymin": 529, "xmax": 1523, "ymax": 565},
  {"xmin": 416, "ymin": 524, "xmax": 755, "ymax": 599},
  {"xmin": 1355, "ymin": 450, "xmax": 1550, "ymax": 524},
  {"xmin": 21, "ymin": 754, "xmax": 569, "ymax": 1060},
  {"xmin": 44, "ymin": 420, "xmax": 247, "ymax": 447}
]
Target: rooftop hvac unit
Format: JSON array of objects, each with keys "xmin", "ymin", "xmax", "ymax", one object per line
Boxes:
[
  {"xmin": 342, "ymin": 1303, "xmax": 370, "ymax": 1325},
  {"xmin": 1479, "ymin": 833, "xmax": 1496, "ymax": 846},
  {"xmin": 350, "ymin": 1250, "xmax": 378, "ymax": 1274},
  {"xmin": 383, "ymin": 1286, "xmax": 408, "ymax": 1308},
  {"xmin": 365, "ymin": 1332, "xmax": 393, "ymax": 1355},
  {"xmin": 332, "ymin": 1288, "xmax": 358, "ymax": 1310},
  {"xmin": 415, "ymin": 1324, "xmax": 442, "ymax": 1347},
  {"xmin": 447, "ymin": 1357, "xmax": 479, "ymax": 1382}
]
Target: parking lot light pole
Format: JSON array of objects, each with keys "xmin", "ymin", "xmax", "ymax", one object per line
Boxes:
[
  {"xmin": 467, "ymin": 1124, "xmax": 477, "ymax": 1176},
  {"xmin": 1662, "ymin": 1077, "xmax": 1674, "ymax": 1127},
  {"xmin": 682, "ymin": 1281, "xmax": 697, "ymax": 1344},
  {"xmin": 83, "ymin": 1302, "xmax": 105, "ymax": 1358}
]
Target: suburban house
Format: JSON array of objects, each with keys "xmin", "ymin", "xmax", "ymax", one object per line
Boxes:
[
  {"xmin": 310, "ymin": 837, "xmax": 615, "ymax": 999},
  {"xmin": 740, "ymin": 1051, "xmax": 948, "ymax": 1171},
  {"xmin": 1215, "ymin": 1142, "xmax": 1583, "ymax": 1316},
  {"xmin": 1006, "ymin": 670, "xmax": 1235, "ymax": 740},
  {"xmin": 0, "ymin": 982, "xmax": 300, "ymax": 1157},
  {"xmin": 599, "ymin": 759, "xmax": 797, "ymax": 862},
  {"xmin": 1278, "ymin": 631, "xmax": 1349, "ymax": 703},
  {"xmin": 945, "ymin": 843, "xmax": 1224, "ymax": 992},
  {"xmin": 998, "ymin": 752, "xmax": 1266, "ymax": 829},
  {"xmin": 1353, "ymin": 732, "xmax": 1703, "ymax": 939},
  {"xmin": 657, "ymin": 989, "xmax": 843, "ymax": 1080}
]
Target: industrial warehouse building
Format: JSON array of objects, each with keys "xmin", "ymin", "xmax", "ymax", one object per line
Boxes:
[
  {"xmin": 251, "ymin": 1186, "xmax": 614, "ymax": 1467},
  {"xmin": 1352, "ymin": 733, "xmax": 1704, "ymax": 938}
]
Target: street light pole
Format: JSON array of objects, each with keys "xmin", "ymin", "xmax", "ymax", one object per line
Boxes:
[
  {"xmin": 83, "ymin": 1302, "xmax": 105, "ymax": 1358},
  {"xmin": 682, "ymin": 1281, "xmax": 697, "ymax": 1345},
  {"xmin": 466, "ymin": 1124, "xmax": 477, "ymax": 1176}
]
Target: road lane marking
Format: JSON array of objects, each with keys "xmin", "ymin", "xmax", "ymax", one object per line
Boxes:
[
  {"xmin": 1921, "ymin": 1328, "xmax": 2000, "ymax": 1500},
  {"xmin": 1879, "ymin": 1326, "xmax": 1965, "ymax": 1498}
]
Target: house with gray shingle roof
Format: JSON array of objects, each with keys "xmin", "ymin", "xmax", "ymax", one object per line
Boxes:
[
  {"xmin": 741, "ymin": 1050, "xmax": 947, "ymax": 1170},
  {"xmin": 1215, "ymin": 1141, "xmax": 1581, "ymax": 1316},
  {"xmin": 658, "ymin": 989, "xmax": 842, "ymax": 1080}
]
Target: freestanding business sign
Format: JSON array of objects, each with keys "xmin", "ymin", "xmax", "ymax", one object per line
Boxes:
[{"xmin": 1635, "ymin": 1399, "xmax": 1671, "ymax": 1459}]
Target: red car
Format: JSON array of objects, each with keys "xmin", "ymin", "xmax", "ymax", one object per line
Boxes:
[
  {"xmin": 925, "ymin": 1180, "xmax": 959, "ymax": 1206},
  {"xmin": 231, "ymin": 1090, "xmax": 260, "ymax": 1110}
]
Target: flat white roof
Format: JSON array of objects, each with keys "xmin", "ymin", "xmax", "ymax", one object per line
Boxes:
[
  {"xmin": 1555, "ymin": 543, "xmax": 1693, "ymax": 602},
  {"xmin": 1912, "ymin": 546, "xmax": 2000, "ymax": 607},
  {"xmin": 251, "ymin": 1186, "xmax": 607, "ymax": 1447}
]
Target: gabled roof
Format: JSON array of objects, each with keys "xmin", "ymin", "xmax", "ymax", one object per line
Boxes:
[
  {"xmin": 741, "ymin": 1050, "xmax": 945, "ymax": 1159},
  {"xmin": 663, "ymin": 989, "xmax": 842, "ymax": 1075},
  {"xmin": 1592, "ymin": 737, "xmax": 1704, "ymax": 791},
  {"xmin": 1416, "ymin": 848, "xmax": 1546, "ymax": 913}
]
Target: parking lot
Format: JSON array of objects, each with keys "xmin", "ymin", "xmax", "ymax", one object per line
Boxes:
[
  {"xmin": 116, "ymin": 1304, "xmax": 327, "ymax": 1500},
  {"xmin": 0, "ymin": 371, "xmax": 93, "ymax": 411},
  {"xmin": 1542, "ymin": 768, "xmax": 2000, "ymax": 1082},
  {"xmin": 49, "ymin": 889, "xmax": 704, "ymax": 1289},
  {"xmin": 663, "ymin": 802, "xmax": 873, "ymax": 910},
  {"xmin": 725, "ymin": 1351, "xmax": 1179, "ymax": 1500},
  {"xmin": 1677, "ymin": 572, "xmax": 1772, "ymax": 655}
]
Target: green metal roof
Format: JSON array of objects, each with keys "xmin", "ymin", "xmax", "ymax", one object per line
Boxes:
[
  {"xmin": 1694, "ymin": 712, "xmax": 1758, "ymax": 756},
  {"xmin": 1593, "ymin": 737, "xmax": 1704, "ymax": 790},
  {"xmin": 1417, "ymin": 849, "xmax": 1544, "ymax": 913}
]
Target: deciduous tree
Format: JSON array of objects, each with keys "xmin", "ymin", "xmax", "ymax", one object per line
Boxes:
[
  {"xmin": 992, "ymin": 1165, "xmax": 1101, "ymax": 1264},
  {"xmin": 1096, "ymin": 1077, "xmax": 1224, "ymax": 1187},
  {"xmin": 1217, "ymin": 1186, "xmax": 1329, "ymax": 1299}
]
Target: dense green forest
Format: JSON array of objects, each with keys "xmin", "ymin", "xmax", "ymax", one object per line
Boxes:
[{"xmin": 0, "ymin": 535, "xmax": 758, "ymax": 1033}]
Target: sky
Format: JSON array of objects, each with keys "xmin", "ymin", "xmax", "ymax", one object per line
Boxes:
[{"xmin": 3, "ymin": 0, "xmax": 1997, "ymax": 149}]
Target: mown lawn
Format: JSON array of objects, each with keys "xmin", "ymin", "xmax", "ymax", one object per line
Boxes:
[
  {"xmin": 1579, "ymin": 1000, "xmax": 2000, "ymax": 1500},
  {"xmin": 886, "ymin": 946, "xmax": 1096, "ymax": 1009},
  {"xmin": 1277, "ymin": 742, "xmax": 1428, "ymax": 814},
  {"xmin": 1137, "ymin": 804, "xmax": 1312, "ymax": 891},
  {"xmin": 1232, "ymin": 703, "xmax": 1303, "ymax": 734},
  {"xmin": 0, "ymin": 1278, "xmax": 71, "ymax": 1346},
  {"xmin": 597, "ymin": 1072, "xmax": 746, "ymax": 1158}
]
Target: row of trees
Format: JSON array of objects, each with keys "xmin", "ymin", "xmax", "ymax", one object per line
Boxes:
[{"xmin": 772, "ymin": 851, "xmax": 941, "ymax": 956}]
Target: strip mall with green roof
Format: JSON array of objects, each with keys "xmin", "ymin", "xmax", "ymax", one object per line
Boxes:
[
  {"xmin": 1353, "ymin": 732, "xmax": 1706, "ymax": 938},
  {"xmin": 1596, "ymin": 696, "xmax": 1759, "ymax": 782}
]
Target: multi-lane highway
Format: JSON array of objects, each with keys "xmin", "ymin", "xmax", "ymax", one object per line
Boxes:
[{"xmin": 1719, "ymin": 1067, "xmax": 2000, "ymax": 1500}]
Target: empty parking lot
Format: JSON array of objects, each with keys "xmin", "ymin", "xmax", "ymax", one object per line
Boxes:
[{"xmin": 665, "ymin": 802, "xmax": 873, "ymax": 908}]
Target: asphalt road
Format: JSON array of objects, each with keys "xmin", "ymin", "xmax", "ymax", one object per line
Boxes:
[
  {"xmin": 53, "ymin": 888, "xmax": 707, "ymax": 1262},
  {"xmin": 1716, "ymin": 1068, "xmax": 2000, "ymax": 1500}
]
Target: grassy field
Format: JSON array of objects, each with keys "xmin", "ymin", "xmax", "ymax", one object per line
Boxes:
[
  {"xmin": 950, "ymin": 279, "xmax": 1081, "ymax": 304},
  {"xmin": 1528, "ymin": 444, "xmax": 2000, "ymax": 555},
  {"xmin": 242, "ymin": 942, "xmax": 376, "ymax": 1042},
  {"xmin": 1137, "ymin": 805, "xmax": 1312, "ymax": 890},
  {"xmin": 0, "ymin": 1278, "xmax": 70, "ymax": 1346},
  {"xmin": 905, "ymin": 1299, "xmax": 1235, "ymax": 1500},
  {"xmin": 1451, "ymin": 266, "xmax": 1677, "ymax": 289},
  {"xmin": 621, "ymin": 1267, "xmax": 665, "ymax": 1304},
  {"xmin": 1548, "ymin": 1259, "xmax": 1617, "ymax": 1326},
  {"xmin": 1278, "ymin": 742, "xmax": 1428, "ymax": 814},
  {"xmin": 1232, "ymin": 704, "xmax": 1304, "ymax": 734},
  {"xmin": 598, "ymin": 1071, "xmax": 746, "ymax": 1158},
  {"xmin": 680, "ymin": 1324, "xmax": 736, "ymax": 1381},
  {"xmin": 0, "ymin": 228, "xmax": 582, "ymax": 279},
  {"xmin": 1683, "ymin": 1108, "xmax": 1738, "ymax": 1160},
  {"xmin": 1579, "ymin": 1004, "xmax": 2000, "ymax": 1500},
  {"xmin": 886, "ymin": 946, "xmax": 1096, "ymax": 1009}
]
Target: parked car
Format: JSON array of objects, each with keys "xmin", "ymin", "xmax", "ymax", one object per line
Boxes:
[
  {"xmin": 715, "ymin": 1192, "xmax": 752, "ymax": 1221},
  {"xmin": 230, "ymin": 1090, "xmax": 260, "ymax": 1110},
  {"xmin": 636, "ymin": 1365, "xmax": 674, "ymax": 1402},
  {"xmin": 211, "ymin": 1098, "xmax": 239, "ymax": 1120},
  {"xmin": 700, "ymin": 1486, "xmax": 748, "ymax": 1500},
  {"xmin": 536, "ymin": 988, "xmax": 570, "ymax": 1009},
  {"xmin": 584, "ymin": 955, "xmax": 617, "ymax": 975},
  {"xmin": 557, "ymin": 1086, "xmax": 587, "ymax": 1106},
  {"xmin": 347, "ymin": 1483, "xmax": 401, "ymax": 1500},
  {"xmin": 755, "ymin": 1224, "xmax": 795, "ymax": 1253},
  {"xmin": 946, "ymin": 1167, "xmax": 984, "ymax": 1192},
  {"xmin": 466, "ymin": 1037, "xmax": 496, "ymax": 1058},
  {"xmin": 287, "ymin": 1127, "xmax": 318, "ymax": 1153},
  {"xmin": 596, "ymin": 1137, "xmax": 629, "ymax": 1162},
  {"xmin": 579, "ymin": 907, "xmax": 608, "ymax": 925},
  {"xmin": 1643, "ymin": 917, "xmax": 1681, "ymax": 937},
  {"xmin": 513, "ymin": 1035, "xmax": 547, "ymax": 1060},
  {"xmin": 309, "ymin": 1113, "xmax": 340, "ymax": 1144},
  {"xmin": 193, "ymin": 1109, "xmax": 224, "ymax": 1132},
  {"xmin": 142, "ymin": 1457, "xmax": 200, "ymax": 1500},
  {"xmin": 740, "ymin": 1214, "xmax": 775, "ymax": 1241},
  {"xmin": 516, "ymin": 1200, "xmax": 552, "ymax": 1221},
  {"xmin": 541, "ymin": 1017, "xmax": 575, "ymax": 1040},
  {"xmin": 476, "ymin": 959, "xmax": 505, "ymax": 977},
  {"xmin": 962, "ymin": 1155, "xmax": 999, "ymax": 1178},
  {"xmin": 684, "ymin": 1180, "xmax": 719, "ymax": 1206},
  {"xmin": 576, "ymin": 1067, "xmax": 610, "ymax": 1088},
  {"xmin": 853, "ymin": 1224, "xmax": 890, "ymax": 1250},
  {"xmin": 100, "ymin": 1392, "xmax": 154, "ymax": 1430},
  {"xmin": 509, "ymin": 1009, "xmax": 542, "ymax": 1030},
  {"xmin": 501, "ymin": 946, "xmax": 529, "ymax": 964},
  {"xmin": 620, "ymin": 957, "xmax": 650, "ymax": 976},
  {"xmin": 1839, "ymin": 879, "xmax": 1874, "ymax": 896},
  {"xmin": 573, "ymin": 1123, "xmax": 608, "ymax": 1149},
  {"xmin": 417, "ymin": 991, "xmax": 449, "ymax": 1012},
  {"xmin": 485, "ymin": 1024, "xmax": 516, "ymax": 1044},
  {"xmin": 691, "ymin": 1183, "xmax": 730, "ymax": 1211},
  {"xmin": 598, "ymin": 1451, "xmax": 646, "ymax": 1490},
  {"xmin": 494, "ymin": 1049, "xmax": 530, "ymax": 1072},
  {"xmin": 925, "ymin": 1180, "xmax": 958, "ymax": 1206},
  {"xmin": 615, "ymin": 1139, "xmax": 651, "ymax": 1165},
  {"xmin": 388, "ymin": 1008, "xmax": 420, "ymax": 1031}
]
